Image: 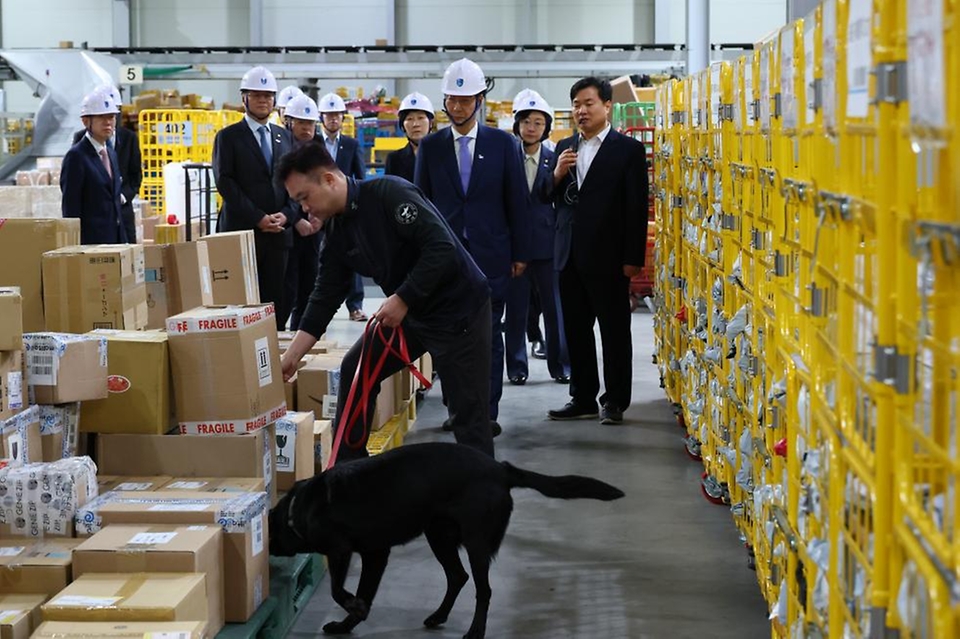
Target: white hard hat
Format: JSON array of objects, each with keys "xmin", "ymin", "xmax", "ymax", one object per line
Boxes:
[
  {"xmin": 441, "ymin": 58, "xmax": 487, "ymax": 96},
  {"xmin": 96, "ymin": 84, "xmax": 122, "ymax": 106},
  {"xmin": 284, "ymin": 94, "xmax": 320, "ymax": 121},
  {"xmin": 399, "ymin": 92, "xmax": 435, "ymax": 118},
  {"xmin": 277, "ymin": 86, "xmax": 303, "ymax": 108},
  {"xmin": 512, "ymin": 89, "xmax": 552, "ymax": 118},
  {"xmin": 80, "ymin": 86, "xmax": 120, "ymax": 117},
  {"xmin": 319, "ymin": 93, "xmax": 347, "ymax": 113},
  {"xmin": 240, "ymin": 66, "xmax": 278, "ymax": 93}
]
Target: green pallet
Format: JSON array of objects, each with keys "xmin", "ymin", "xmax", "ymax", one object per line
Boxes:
[{"xmin": 215, "ymin": 554, "xmax": 326, "ymax": 639}]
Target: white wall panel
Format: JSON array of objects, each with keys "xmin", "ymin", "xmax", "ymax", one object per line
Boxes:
[
  {"xmin": 262, "ymin": 0, "xmax": 389, "ymax": 47},
  {"xmin": 136, "ymin": 0, "xmax": 249, "ymax": 48},
  {"xmin": 1, "ymin": 0, "xmax": 113, "ymax": 48},
  {"xmin": 400, "ymin": 0, "xmax": 520, "ymax": 45},
  {"xmin": 710, "ymin": 0, "xmax": 785, "ymax": 43}
]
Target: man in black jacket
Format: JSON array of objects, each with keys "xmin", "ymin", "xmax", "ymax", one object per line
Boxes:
[
  {"xmin": 544, "ymin": 77, "xmax": 649, "ymax": 425},
  {"xmin": 212, "ymin": 65, "xmax": 296, "ymax": 328},
  {"xmin": 277, "ymin": 142, "xmax": 495, "ymax": 460},
  {"xmin": 71, "ymin": 85, "xmax": 142, "ymax": 243},
  {"xmin": 384, "ymin": 92, "xmax": 434, "ymax": 183}
]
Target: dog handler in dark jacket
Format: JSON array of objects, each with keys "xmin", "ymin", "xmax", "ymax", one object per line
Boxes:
[{"xmin": 278, "ymin": 142, "xmax": 496, "ymax": 461}]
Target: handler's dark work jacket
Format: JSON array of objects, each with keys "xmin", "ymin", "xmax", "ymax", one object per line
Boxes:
[{"xmin": 298, "ymin": 176, "xmax": 490, "ymax": 339}]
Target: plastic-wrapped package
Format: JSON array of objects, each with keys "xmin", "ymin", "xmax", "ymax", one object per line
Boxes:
[
  {"xmin": 797, "ymin": 384, "xmax": 810, "ymax": 430},
  {"xmin": 712, "ymin": 277, "xmax": 724, "ymax": 304},
  {"xmin": 726, "ymin": 304, "xmax": 750, "ymax": 341},
  {"xmin": 729, "ymin": 252, "xmax": 743, "ymax": 285},
  {"xmin": 896, "ymin": 560, "xmax": 927, "ymax": 637},
  {"xmin": 770, "ymin": 571, "xmax": 789, "ymax": 624},
  {"xmin": 807, "ymin": 538, "xmax": 831, "ymax": 618},
  {"xmin": 704, "ymin": 347, "xmax": 723, "ymax": 364}
]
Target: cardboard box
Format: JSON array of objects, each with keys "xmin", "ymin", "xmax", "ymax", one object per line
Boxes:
[
  {"xmin": 145, "ymin": 243, "xmax": 214, "ymax": 330},
  {"xmin": 78, "ymin": 330, "xmax": 172, "ymax": 435},
  {"xmin": 32, "ymin": 621, "xmax": 207, "ymax": 638},
  {"xmin": 97, "ymin": 425, "xmax": 276, "ymax": 506},
  {"xmin": 418, "ymin": 352, "xmax": 433, "ymax": 388},
  {"xmin": 75, "ymin": 491, "xmax": 269, "ymax": 623},
  {"xmin": 199, "ymin": 231, "xmax": 259, "ymax": 305},
  {"xmin": 274, "ymin": 411, "xmax": 314, "ymax": 490},
  {"xmin": 167, "ymin": 306, "xmax": 285, "ymax": 435},
  {"xmin": 0, "ymin": 594, "xmax": 45, "ymax": 639},
  {"xmin": 0, "ymin": 219, "xmax": 80, "ymax": 332},
  {"xmin": 0, "ymin": 351, "xmax": 24, "ymax": 422},
  {"xmin": 41, "ymin": 245, "xmax": 147, "ymax": 333},
  {"xmin": 23, "ymin": 333, "xmax": 107, "ymax": 404},
  {"xmin": 42, "ymin": 573, "xmax": 208, "ymax": 624},
  {"xmin": 141, "ymin": 215, "xmax": 159, "ymax": 243},
  {"xmin": 284, "ymin": 370, "xmax": 297, "ymax": 412},
  {"xmin": 0, "ymin": 405, "xmax": 41, "ymax": 466},
  {"xmin": 0, "ymin": 290, "xmax": 22, "ymax": 351},
  {"xmin": 99, "ymin": 476, "xmax": 172, "ymax": 493},
  {"xmin": 73, "ymin": 525, "xmax": 224, "ymax": 634},
  {"xmin": 297, "ymin": 355, "xmax": 342, "ymax": 422},
  {"xmin": 314, "ymin": 419, "xmax": 332, "ymax": 474},
  {"xmin": 157, "ymin": 477, "xmax": 266, "ymax": 493},
  {"xmin": 154, "ymin": 223, "xmax": 186, "ymax": 244},
  {"xmin": 0, "ymin": 456, "xmax": 98, "ymax": 538},
  {"xmin": 0, "ymin": 539, "xmax": 80, "ymax": 596},
  {"xmin": 611, "ymin": 74, "xmax": 638, "ymax": 105},
  {"xmin": 38, "ymin": 404, "xmax": 80, "ymax": 462}
]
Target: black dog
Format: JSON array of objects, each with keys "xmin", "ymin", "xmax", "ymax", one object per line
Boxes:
[{"xmin": 269, "ymin": 442, "xmax": 624, "ymax": 639}]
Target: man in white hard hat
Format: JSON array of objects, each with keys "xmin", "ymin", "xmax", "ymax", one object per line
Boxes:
[
  {"xmin": 281, "ymin": 93, "xmax": 325, "ymax": 330},
  {"xmin": 415, "ymin": 57, "xmax": 529, "ymax": 435},
  {"xmin": 545, "ymin": 77, "xmax": 649, "ymax": 426},
  {"xmin": 275, "ymin": 85, "xmax": 303, "ymax": 121},
  {"xmin": 318, "ymin": 92, "xmax": 368, "ymax": 322},
  {"xmin": 60, "ymin": 86, "xmax": 128, "ymax": 244},
  {"xmin": 384, "ymin": 92, "xmax": 434, "ymax": 183},
  {"xmin": 71, "ymin": 84, "xmax": 141, "ymax": 244},
  {"xmin": 504, "ymin": 89, "xmax": 570, "ymax": 387},
  {"xmin": 213, "ymin": 65, "xmax": 296, "ymax": 329}
]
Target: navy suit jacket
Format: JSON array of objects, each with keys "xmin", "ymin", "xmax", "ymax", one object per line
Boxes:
[
  {"xmin": 327, "ymin": 134, "xmax": 366, "ymax": 180},
  {"xmin": 544, "ymin": 129, "xmax": 648, "ymax": 274},
  {"xmin": 60, "ymin": 137, "xmax": 127, "ymax": 244},
  {"xmin": 72, "ymin": 126, "xmax": 141, "ymax": 220},
  {"xmin": 213, "ymin": 120, "xmax": 296, "ymax": 247},
  {"xmin": 414, "ymin": 125, "xmax": 529, "ymax": 289},
  {"xmin": 521, "ymin": 145, "xmax": 557, "ymax": 262},
  {"xmin": 384, "ymin": 143, "xmax": 416, "ymax": 183}
]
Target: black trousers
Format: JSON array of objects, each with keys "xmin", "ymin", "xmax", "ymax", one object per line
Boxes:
[
  {"xmin": 280, "ymin": 233, "xmax": 319, "ymax": 331},
  {"xmin": 333, "ymin": 299, "xmax": 495, "ymax": 462},
  {"xmin": 559, "ymin": 262, "xmax": 633, "ymax": 411},
  {"xmin": 253, "ymin": 233, "xmax": 289, "ymax": 330}
]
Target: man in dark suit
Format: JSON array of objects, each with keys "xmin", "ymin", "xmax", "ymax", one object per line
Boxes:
[
  {"xmin": 415, "ymin": 58, "xmax": 530, "ymax": 432},
  {"xmin": 213, "ymin": 65, "xmax": 296, "ymax": 329},
  {"xmin": 72, "ymin": 89, "xmax": 142, "ymax": 244},
  {"xmin": 61, "ymin": 87, "xmax": 128, "ymax": 244},
  {"xmin": 318, "ymin": 92, "xmax": 368, "ymax": 322},
  {"xmin": 504, "ymin": 89, "xmax": 569, "ymax": 386},
  {"xmin": 384, "ymin": 92, "xmax": 434, "ymax": 183},
  {"xmin": 544, "ymin": 77, "xmax": 648, "ymax": 425}
]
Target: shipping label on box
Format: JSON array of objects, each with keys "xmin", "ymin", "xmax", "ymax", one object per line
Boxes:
[
  {"xmin": 297, "ymin": 356, "xmax": 342, "ymax": 422},
  {"xmin": 274, "ymin": 411, "xmax": 314, "ymax": 491},
  {"xmin": 0, "ymin": 289, "xmax": 23, "ymax": 351},
  {"xmin": 0, "ymin": 539, "xmax": 80, "ymax": 596},
  {"xmin": 32, "ymin": 621, "xmax": 208, "ymax": 638},
  {"xmin": 0, "ymin": 350, "xmax": 25, "ymax": 422},
  {"xmin": 1, "ymin": 405, "xmax": 41, "ymax": 466},
  {"xmin": 41, "ymin": 244, "xmax": 147, "ymax": 333},
  {"xmin": 23, "ymin": 333, "xmax": 107, "ymax": 404},
  {"xmin": 0, "ymin": 593, "xmax": 45, "ymax": 639},
  {"xmin": 78, "ymin": 330, "xmax": 171, "ymax": 436},
  {"xmin": 167, "ymin": 305, "xmax": 285, "ymax": 435},
  {"xmin": 38, "ymin": 404, "xmax": 80, "ymax": 462},
  {"xmin": 199, "ymin": 231, "xmax": 259, "ymax": 305}
]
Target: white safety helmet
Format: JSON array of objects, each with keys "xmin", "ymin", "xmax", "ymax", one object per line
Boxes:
[
  {"xmin": 441, "ymin": 58, "xmax": 487, "ymax": 96},
  {"xmin": 240, "ymin": 66, "xmax": 278, "ymax": 93},
  {"xmin": 319, "ymin": 93, "xmax": 347, "ymax": 114},
  {"xmin": 277, "ymin": 86, "xmax": 303, "ymax": 108},
  {"xmin": 80, "ymin": 86, "xmax": 120, "ymax": 117},
  {"xmin": 512, "ymin": 88, "xmax": 553, "ymax": 140},
  {"xmin": 284, "ymin": 94, "xmax": 319, "ymax": 121},
  {"xmin": 398, "ymin": 92, "xmax": 435, "ymax": 127},
  {"xmin": 96, "ymin": 84, "xmax": 122, "ymax": 106}
]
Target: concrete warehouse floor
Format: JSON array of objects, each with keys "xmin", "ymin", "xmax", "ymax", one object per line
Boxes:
[{"xmin": 289, "ymin": 290, "xmax": 770, "ymax": 639}]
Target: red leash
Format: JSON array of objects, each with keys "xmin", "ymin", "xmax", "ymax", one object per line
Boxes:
[{"xmin": 327, "ymin": 318, "xmax": 432, "ymax": 468}]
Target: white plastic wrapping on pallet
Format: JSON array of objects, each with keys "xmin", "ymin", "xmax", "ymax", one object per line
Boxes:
[
  {"xmin": 38, "ymin": 404, "xmax": 81, "ymax": 461},
  {"xmin": 0, "ymin": 455, "xmax": 98, "ymax": 537}
]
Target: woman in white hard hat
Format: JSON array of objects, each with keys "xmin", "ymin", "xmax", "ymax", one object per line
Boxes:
[
  {"xmin": 60, "ymin": 86, "xmax": 128, "ymax": 244},
  {"xmin": 414, "ymin": 57, "xmax": 530, "ymax": 436},
  {"xmin": 212, "ymin": 65, "xmax": 296, "ymax": 329},
  {"xmin": 384, "ymin": 92, "xmax": 434, "ymax": 183},
  {"xmin": 282, "ymin": 93, "xmax": 326, "ymax": 331},
  {"xmin": 504, "ymin": 89, "xmax": 571, "ymax": 387},
  {"xmin": 318, "ymin": 92, "xmax": 369, "ymax": 322}
]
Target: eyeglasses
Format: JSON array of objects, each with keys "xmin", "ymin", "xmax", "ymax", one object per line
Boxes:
[{"xmin": 444, "ymin": 96, "xmax": 476, "ymax": 109}]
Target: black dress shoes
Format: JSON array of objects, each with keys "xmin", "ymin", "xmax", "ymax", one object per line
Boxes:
[
  {"xmin": 553, "ymin": 375, "xmax": 570, "ymax": 384},
  {"xmin": 547, "ymin": 401, "xmax": 599, "ymax": 421},
  {"xmin": 600, "ymin": 403, "xmax": 624, "ymax": 425},
  {"xmin": 531, "ymin": 341, "xmax": 547, "ymax": 360},
  {"xmin": 509, "ymin": 375, "xmax": 527, "ymax": 386}
]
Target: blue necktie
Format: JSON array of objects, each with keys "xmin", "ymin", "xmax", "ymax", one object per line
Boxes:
[
  {"xmin": 258, "ymin": 126, "xmax": 273, "ymax": 168},
  {"xmin": 457, "ymin": 136, "xmax": 472, "ymax": 193}
]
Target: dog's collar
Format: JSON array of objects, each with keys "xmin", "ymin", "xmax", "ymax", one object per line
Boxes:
[{"xmin": 287, "ymin": 492, "xmax": 305, "ymax": 540}]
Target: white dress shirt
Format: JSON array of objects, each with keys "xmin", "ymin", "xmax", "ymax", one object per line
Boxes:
[
  {"xmin": 524, "ymin": 145, "xmax": 541, "ymax": 193},
  {"xmin": 452, "ymin": 122, "xmax": 479, "ymax": 171},
  {"xmin": 576, "ymin": 122, "xmax": 611, "ymax": 188}
]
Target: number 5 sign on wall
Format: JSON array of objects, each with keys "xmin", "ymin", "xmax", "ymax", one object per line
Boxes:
[{"xmin": 119, "ymin": 65, "xmax": 143, "ymax": 85}]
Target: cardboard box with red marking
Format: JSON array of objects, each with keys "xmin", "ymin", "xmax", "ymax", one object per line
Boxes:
[{"xmin": 167, "ymin": 306, "xmax": 285, "ymax": 435}]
